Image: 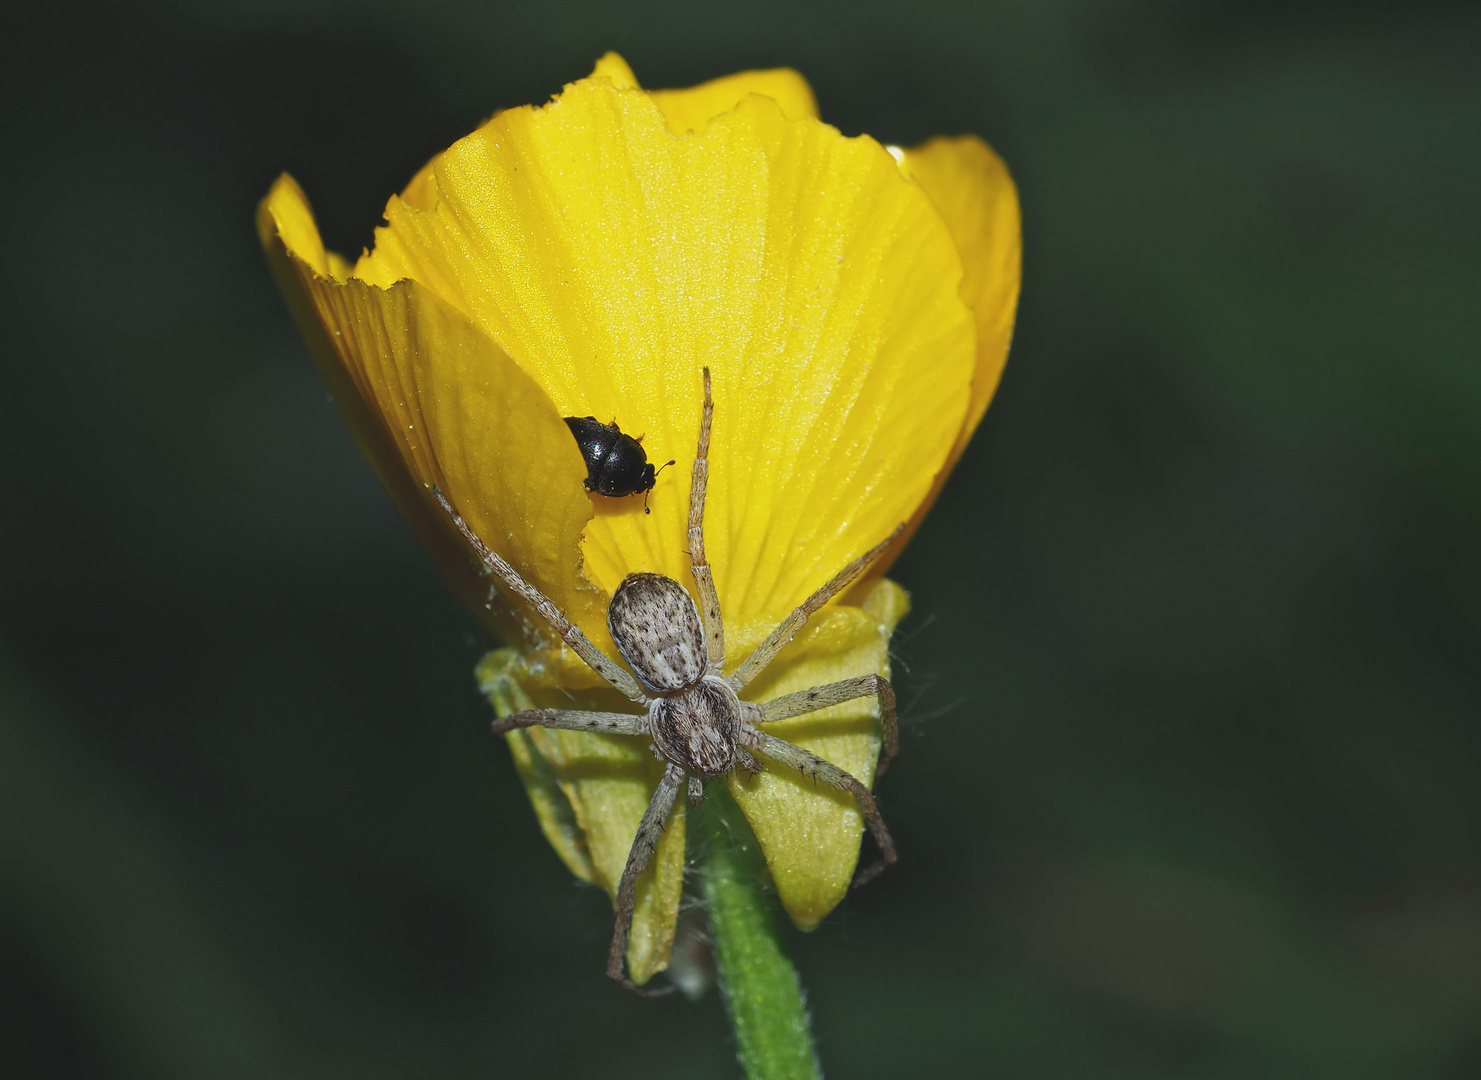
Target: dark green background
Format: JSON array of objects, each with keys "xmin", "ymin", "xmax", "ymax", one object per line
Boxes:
[{"xmin": 2, "ymin": 1, "xmax": 1478, "ymax": 1076}]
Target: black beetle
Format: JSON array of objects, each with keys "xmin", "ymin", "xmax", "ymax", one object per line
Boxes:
[{"xmin": 564, "ymin": 416, "xmax": 674, "ymax": 513}]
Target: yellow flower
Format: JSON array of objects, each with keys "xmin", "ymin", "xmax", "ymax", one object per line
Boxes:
[{"xmin": 257, "ymin": 52, "xmax": 1019, "ymax": 985}]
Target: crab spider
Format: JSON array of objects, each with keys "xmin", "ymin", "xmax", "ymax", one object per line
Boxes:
[{"xmin": 434, "ymin": 369, "xmax": 900, "ymax": 990}]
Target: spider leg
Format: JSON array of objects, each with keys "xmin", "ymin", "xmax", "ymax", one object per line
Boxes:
[
  {"xmin": 687, "ymin": 368, "xmax": 724, "ymax": 673},
  {"xmin": 740, "ymin": 728, "xmax": 897, "ymax": 886},
  {"xmin": 607, "ymin": 762, "xmax": 685, "ymax": 993},
  {"xmin": 759, "ymin": 674, "xmax": 899, "ymax": 777},
  {"xmin": 491, "ymin": 709, "xmax": 648, "ymax": 738},
  {"xmin": 728, "ymin": 524, "xmax": 905, "ymax": 692},
  {"xmin": 433, "ymin": 487, "xmax": 647, "ymax": 704}
]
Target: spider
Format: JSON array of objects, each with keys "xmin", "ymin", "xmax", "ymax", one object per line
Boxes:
[{"xmin": 434, "ymin": 368, "xmax": 900, "ymax": 990}]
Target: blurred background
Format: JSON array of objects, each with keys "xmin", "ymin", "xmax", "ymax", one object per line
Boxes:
[{"xmin": 2, "ymin": 1, "xmax": 1479, "ymax": 1076}]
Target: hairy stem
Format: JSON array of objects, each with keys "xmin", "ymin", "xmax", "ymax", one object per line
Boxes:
[{"xmin": 695, "ymin": 787, "xmax": 821, "ymax": 1080}]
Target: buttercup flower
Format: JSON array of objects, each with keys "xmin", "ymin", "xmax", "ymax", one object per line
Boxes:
[{"xmin": 258, "ymin": 53, "xmax": 1019, "ymax": 985}]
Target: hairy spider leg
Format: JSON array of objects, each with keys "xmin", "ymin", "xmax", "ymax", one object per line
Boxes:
[
  {"xmin": 687, "ymin": 368, "xmax": 724, "ymax": 672},
  {"xmin": 728, "ymin": 524, "xmax": 906, "ymax": 691},
  {"xmin": 758, "ymin": 673, "xmax": 900, "ymax": 777},
  {"xmin": 433, "ymin": 487, "xmax": 647, "ymax": 704},
  {"xmin": 607, "ymin": 762, "xmax": 685, "ymax": 993},
  {"xmin": 491, "ymin": 709, "xmax": 648, "ymax": 738},
  {"xmin": 740, "ymin": 728, "xmax": 897, "ymax": 885}
]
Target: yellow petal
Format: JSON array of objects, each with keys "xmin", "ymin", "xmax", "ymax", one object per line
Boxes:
[
  {"xmin": 879, "ymin": 136, "xmax": 1021, "ymax": 562},
  {"xmin": 391, "ymin": 51, "xmax": 650, "ymax": 221},
  {"xmin": 588, "ymin": 51, "xmax": 640, "ymax": 90},
  {"xmin": 356, "ymin": 77, "xmax": 975, "ymax": 657},
  {"xmin": 258, "ymin": 173, "xmax": 340, "ymax": 280},
  {"xmin": 648, "ymin": 67, "xmax": 818, "ymax": 135},
  {"xmin": 258, "ymin": 174, "xmax": 605, "ymax": 649},
  {"xmin": 478, "ymin": 649, "xmax": 685, "ymax": 985},
  {"xmin": 398, "ymin": 158, "xmax": 442, "ymax": 213},
  {"xmin": 729, "ymin": 577, "xmax": 910, "ymax": 928},
  {"xmin": 907, "ymin": 136, "xmax": 1020, "ymax": 456},
  {"xmin": 584, "ymin": 51, "xmax": 816, "ymax": 135}
]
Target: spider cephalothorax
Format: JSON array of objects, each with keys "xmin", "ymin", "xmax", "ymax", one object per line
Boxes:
[
  {"xmin": 609, "ymin": 572, "xmax": 751, "ymax": 784},
  {"xmin": 436, "ymin": 369, "xmax": 900, "ymax": 991}
]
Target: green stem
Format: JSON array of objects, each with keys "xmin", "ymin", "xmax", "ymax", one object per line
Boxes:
[{"xmin": 695, "ymin": 787, "xmax": 821, "ymax": 1080}]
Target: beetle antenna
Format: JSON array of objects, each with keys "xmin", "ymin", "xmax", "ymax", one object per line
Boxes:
[{"xmin": 643, "ymin": 460, "xmax": 677, "ymax": 514}]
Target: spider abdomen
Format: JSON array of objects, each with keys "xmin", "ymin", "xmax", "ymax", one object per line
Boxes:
[
  {"xmin": 608, "ymin": 572, "xmax": 707, "ymax": 693},
  {"xmin": 651, "ymin": 678, "xmax": 743, "ymax": 777}
]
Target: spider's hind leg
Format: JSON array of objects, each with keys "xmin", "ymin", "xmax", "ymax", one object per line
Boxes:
[
  {"xmin": 740, "ymin": 728, "xmax": 897, "ymax": 887},
  {"xmin": 607, "ymin": 763, "xmax": 685, "ymax": 994}
]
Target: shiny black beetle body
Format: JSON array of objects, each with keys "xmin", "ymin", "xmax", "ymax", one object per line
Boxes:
[{"xmin": 564, "ymin": 416, "xmax": 672, "ymax": 510}]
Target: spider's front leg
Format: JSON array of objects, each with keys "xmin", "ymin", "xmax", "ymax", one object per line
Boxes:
[
  {"xmin": 728, "ymin": 523, "xmax": 905, "ymax": 692},
  {"xmin": 757, "ymin": 673, "xmax": 900, "ymax": 776},
  {"xmin": 607, "ymin": 762, "xmax": 686, "ymax": 993},
  {"xmin": 433, "ymin": 487, "xmax": 648, "ymax": 704},
  {"xmin": 491, "ymin": 709, "xmax": 648, "ymax": 738},
  {"xmin": 687, "ymin": 367, "xmax": 724, "ymax": 672}
]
